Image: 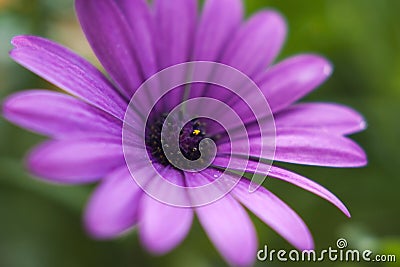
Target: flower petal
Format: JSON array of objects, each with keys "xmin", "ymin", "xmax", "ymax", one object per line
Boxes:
[
  {"xmin": 154, "ymin": 0, "xmax": 197, "ymax": 68},
  {"xmin": 257, "ymin": 54, "xmax": 333, "ymax": 113},
  {"xmin": 221, "ymin": 10, "xmax": 286, "ymax": 77},
  {"xmin": 212, "ymin": 155, "xmax": 272, "ymax": 174},
  {"xmin": 2, "ymin": 90, "xmax": 122, "ymax": 139},
  {"xmin": 274, "ymin": 103, "xmax": 366, "ymax": 135},
  {"xmin": 189, "ymin": 0, "xmax": 243, "ymax": 99},
  {"xmin": 75, "ymin": 0, "xmax": 143, "ymax": 97},
  {"xmin": 10, "ymin": 36, "xmax": 127, "ymax": 119},
  {"xmin": 268, "ymin": 166, "xmax": 350, "ymax": 217},
  {"xmin": 152, "ymin": 0, "xmax": 198, "ymax": 110},
  {"xmin": 274, "ymin": 128, "xmax": 367, "ymax": 167},
  {"xmin": 84, "ymin": 166, "xmax": 142, "ymax": 239},
  {"xmin": 193, "ymin": 0, "xmax": 243, "ymax": 61},
  {"xmin": 212, "ymin": 157, "xmax": 349, "ymax": 216},
  {"xmin": 26, "ymin": 139, "xmax": 124, "ymax": 183},
  {"xmin": 139, "ymin": 168, "xmax": 193, "ymax": 254},
  {"xmin": 186, "ymin": 172, "xmax": 257, "ymax": 267},
  {"xmin": 217, "ymin": 128, "xmax": 367, "ymax": 167},
  {"xmin": 115, "ymin": 0, "xmax": 158, "ymax": 81},
  {"xmin": 232, "ymin": 178, "xmax": 314, "ymax": 250}
]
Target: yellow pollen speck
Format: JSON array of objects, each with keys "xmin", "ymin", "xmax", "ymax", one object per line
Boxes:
[{"xmin": 192, "ymin": 129, "xmax": 201, "ymax": 136}]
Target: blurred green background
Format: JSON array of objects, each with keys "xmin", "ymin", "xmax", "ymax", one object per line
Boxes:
[{"xmin": 0, "ymin": 0, "xmax": 399, "ymax": 266}]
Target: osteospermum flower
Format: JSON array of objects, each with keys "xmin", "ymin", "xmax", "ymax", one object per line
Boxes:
[{"xmin": 2, "ymin": 0, "xmax": 367, "ymax": 266}]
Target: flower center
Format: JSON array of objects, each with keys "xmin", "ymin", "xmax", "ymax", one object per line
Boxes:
[{"xmin": 145, "ymin": 113, "xmax": 207, "ymax": 166}]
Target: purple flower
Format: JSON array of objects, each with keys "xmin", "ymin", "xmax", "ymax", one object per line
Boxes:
[{"xmin": 2, "ymin": 0, "xmax": 367, "ymax": 266}]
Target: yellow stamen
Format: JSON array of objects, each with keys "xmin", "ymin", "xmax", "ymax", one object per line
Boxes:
[{"xmin": 192, "ymin": 129, "xmax": 201, "ymax": 136}]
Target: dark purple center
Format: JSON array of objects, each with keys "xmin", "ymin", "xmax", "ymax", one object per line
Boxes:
[{"xmin": 145, "ymin": 113, "xmax": 207, "ymax": 166}]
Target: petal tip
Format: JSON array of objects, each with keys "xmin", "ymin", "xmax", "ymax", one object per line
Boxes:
[
  {"xmin": 24, "ymin": 146, "xmax": 50, "ymax": 181},
  {"xmin": 83, "ymin": 217, "xmax": 116, "ymax": 241},
  {"xmin": 10, "ymin": 35, "xmax": 35, "ymax": 48},
  {"xmin": 140, "ymin": 238, "xmax": 170, "ymax": 256},
  {"xmin": 139, "ymin": 227, "xmax": 181, "ymax": 256},
  {"xmin": 259, "ymin": 9, "xmax": 286, "ymax": 23},
  {"xmin": 1, "ymin": 92, "xmax": 27, "ymax": 117},
  {"xmin": 323, "ymin": 62, "xmax": 333, "ymax": 76},
  {"xmin": 359, "ymin": 120, "xmax": 368, "ymax": 131},
  {"xmin": 1, "ymin": 95, "xmax": 14, "ymax": 119},
  {"xmin": 339, "ymin": 203, "xmax": 351, "ymax": 218},
  {"xmin": 10, "ymin": 35, "xmax": 24, "ymax": 47},
  {"xmin": 83, "ymin": 199, "xmax": 135, "ymax": 241},
  {"xmin": 311, "ymin": 55, "xmax": 333, "ymax": 77},
  {"xmin": 301, "ymin": 54, "xmax": 334, "ymax": 77},
  {"xmin": 354, "ymin": 147, "xmax": 368, "ymax": 167},
  {"xmin": 297, "ymin": 236, "xmax": 315, "ymax": 251}
]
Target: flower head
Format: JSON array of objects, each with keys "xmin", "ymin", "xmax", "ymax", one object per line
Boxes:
[{"xmin": 2, "ymin": 0, "xmax": 367, "ymax": 266}]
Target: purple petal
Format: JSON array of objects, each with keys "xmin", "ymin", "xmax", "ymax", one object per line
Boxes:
[
  {"xmin": 115, "ymin": 0, "xmax": 158, "ymax": 80},
  {"xmin": 139, "ymin": 169, "xmax": 193, "ymax": 254},
  {"xmin": 189, "ymin": 0, "xmax": 243, "ymax": 100},
  {"xmin": 217, "ymin": 128, "xmax": 367, "ymax": 167},
  {"xmin": 10, "ymin": 36, "xmax": 127, "ymax": 119},
  {"xmin": 84, "ymin": 166, "xmax": 142, "ymax": 239},
  {"xmin": 212, "ymin": 157, "xmax": 349, "ymax": 216},
  {"xmin": 139, "ymin": 195, "xmax": 193, "ymax": 254},
  {"xmin": 193, "ymin": 0, "xmax": 243, "ymax": 61},
  {"xmin": 274, "ymin": 128, "xmax": 367, "ymax": 167},
  {"xmin": 27, "ymin": 139, "xmax": 124, "ymax": 183},
  {"xmin": 75, "ymin": 0, "xmax": 144, "ymax": 97},
  {"xmin": 186, "ymin": 173, "xmax": 257, "ymax": 267},
  {"xmin": 154, "ymin": 0, "xmax": 197, "ymax": 68},
  {"xmin": 212, "ymin": 155, "xmax": 272, "ymax": 174},
  {"xmin": 2, "ymin": 90, "xmax": 122, "ymax": 139},
  {"xmin": 256, "ymin": 54, "xmax": 333, "ymax": 113},
  {"xmin": 232, "ymin": 178, "xmax": 314, "ymax": 250},
  {"xmin": 152, "ymin": 0, "xmax": 198, "ymax": 111},
  {"xmin": 269, "ymin": 166, "xmax": 350, "ymax": 217},
  {"xmin": 221, "ymin": 10, "xmax": 286, "ymax": 77},
  {"xmin": 275, "ymin": 103, "xmax": 366, "ymax": 135}
]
